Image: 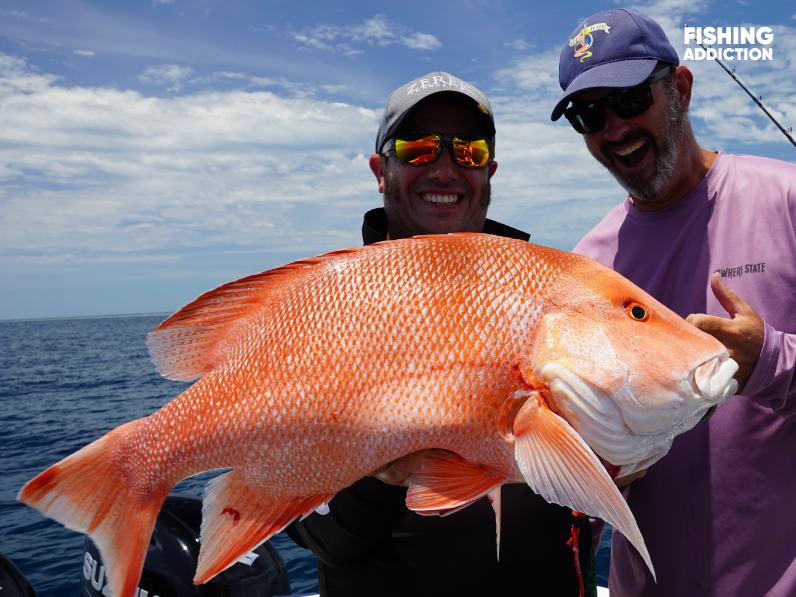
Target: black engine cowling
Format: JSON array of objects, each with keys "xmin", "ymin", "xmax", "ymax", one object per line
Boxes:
[{"xmin": 79, "ymin": 493, "xmax": 291, "ymax": 597}]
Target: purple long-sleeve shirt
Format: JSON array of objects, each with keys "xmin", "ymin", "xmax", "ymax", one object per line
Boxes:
[{"xmin": 573, "ymin": 152, "xmax": 796, "ymax": 596}]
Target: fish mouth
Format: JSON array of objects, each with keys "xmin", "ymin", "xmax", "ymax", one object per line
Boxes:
[{"xmin": 690, "ymin": 355, "xmax": 739, "ymax": 404}]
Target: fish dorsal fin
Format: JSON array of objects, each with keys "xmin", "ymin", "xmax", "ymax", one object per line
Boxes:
[
  {"xmin": 513, "ymin": 393, "xmax": 656, "ymax": 581},
  {"xmin": 196, "ymin": 468, "xmax": 335, "ymax": 584},
  {"xmin": 406, "ymin": 449, "xmax": 505, "ymax": 516},
  {"xmin": 146, "ymin": 246, "xmax": 368, "ymax": 381}
]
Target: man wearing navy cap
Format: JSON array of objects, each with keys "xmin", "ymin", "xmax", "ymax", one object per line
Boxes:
[
  {"xmin": 286, "ymin": 72, "xmax": 597, "ymax": 597},
  {"xmin": 552, "ymin": 9, "xmax": 796, "ymax": 596}
]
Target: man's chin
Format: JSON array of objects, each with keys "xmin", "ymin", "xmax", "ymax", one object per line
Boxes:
[
  {"xmin": 417, "ymin": 217, "xmax": 470, "ymax": 236},
  {"xmin": 599, "ymin": 156, "xmax": 665, "ymax": 202}
]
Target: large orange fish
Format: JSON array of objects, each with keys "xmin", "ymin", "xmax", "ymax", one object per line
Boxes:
[{"xmin": 18, "ymin": 235, "xmax": 738, "ymax": 596}]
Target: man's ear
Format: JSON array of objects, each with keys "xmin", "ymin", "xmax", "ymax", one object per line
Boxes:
[
  {"xmin": 369, "ymin": 154, "xmax": 385, "ymax": 194},
  {"xmin": 488, "ymin": 160, "xmax": 498, "ymax": 179},
  {"xmin": 673, "ymin": 66, "xmax": 694, "ymax": 114}
]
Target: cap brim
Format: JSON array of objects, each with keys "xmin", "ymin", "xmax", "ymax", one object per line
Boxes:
[{"xmin": 550, "ymin": 59, "xmax": 658, "ymax": 121}]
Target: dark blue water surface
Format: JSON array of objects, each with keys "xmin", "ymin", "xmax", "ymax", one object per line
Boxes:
[
  {"xmin": 0, "ymin": 314, "xmax": 610, "ymax": 595},
  {"xmin": 0, "ymin": 314, "xmax": 318, "ymax": 596}
]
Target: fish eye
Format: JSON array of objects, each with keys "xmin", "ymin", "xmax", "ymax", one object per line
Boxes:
[{"xmin": 624, "ymin": 302, "xmax": 651, "ymax": 322}]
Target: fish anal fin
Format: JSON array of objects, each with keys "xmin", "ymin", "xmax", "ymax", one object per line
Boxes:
[
  {"xmin": 18, "ymin": 427, "xmax": 169, "ymax": 597},
  {"xmin": 406, "ymin": 450, "xmax": 505, "ymax": 516},
  {"xmin": 196, "ymin": 469, "xmax": 333, "ymax": 584},
  {"xmin": 513, "ymin": 394, "xmax": 656, "ymax": 581},
  {"xmin": 146, "ymin": 246, "xmax": 370, "ymax": 381}
]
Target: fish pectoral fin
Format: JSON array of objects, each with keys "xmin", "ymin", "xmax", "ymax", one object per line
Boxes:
[
  {"xmin": 513, "ymin": 394, "xmax": 656, "ymax": 582},
  {"xmin": 406, "ymin": 449, "xmax": 505, "ymax": 516},
  {"xmin": 196, "ymin": 469, "xmax": 333, "ymax": 584}
]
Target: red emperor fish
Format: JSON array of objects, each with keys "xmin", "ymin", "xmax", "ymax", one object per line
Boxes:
[{"xmin": 18, "ymin": 235, "xmax": 738, "ymax": 595}]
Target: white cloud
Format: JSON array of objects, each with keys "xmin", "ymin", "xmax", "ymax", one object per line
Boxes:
[
  {"xmin": 351, "ymin": 15, "xmax": 396, "ymax": 45},
  {"xmin": 400, "ymin": 33, "xmax": 442, "ymax": 51},
  {"xmin": 0, "ymin": 53, "xmax": 60, "ymax": 95},
  {"xmin": 0, "ymin": 46, "xmax": 615, "ymax": 320},
  {"xmin": 138, "ymin": 64, "xmax": 194, "ymax": 91},
  {"xmin": 504, "ymin": 39, "xmax": 532, "ymax": 51},
  {"xmin": 0, "ymin": 48, "xmax": 617, "ymax": 308},
  {"xmin": 74, "ymin": 50, "xmax": 95, "ymax": 57},
  {"xmin": 292, "ymin": 15, "xmax": 441, "ymax": 55},
  {"xmin": 0, "ymin": 9, "xmax": 34, "ymax": 20},
  {"xmin": 0, "ymin": 53, "xmax": 380, "ymax": 281},
  {"xmin": 187, "ymin": 71, "xmax": 345, "ymax": 99}
]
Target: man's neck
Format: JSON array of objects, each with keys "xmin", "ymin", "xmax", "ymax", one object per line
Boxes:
[{"xmin": 630, "ymin": 146, "xmax": 717, "ymax": 212}]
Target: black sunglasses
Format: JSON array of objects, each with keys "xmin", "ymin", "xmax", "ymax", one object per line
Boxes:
[
  {"xmin": 381, "ymin": 132, "xmax": 493, "ymax": 168},
  {"xmin": 564, "ymin": 66, "xmax": 674, "ymax": 135}
]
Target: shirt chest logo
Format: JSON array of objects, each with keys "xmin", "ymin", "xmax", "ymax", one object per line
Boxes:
[{"xmin": 715, "ymin": 262, "xmax": 766, "ymax": 279}]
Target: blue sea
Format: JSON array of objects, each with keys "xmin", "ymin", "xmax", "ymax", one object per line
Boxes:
[{"xmin": 0, "ymin": 314, "xmax": 611, "ymax": 595}]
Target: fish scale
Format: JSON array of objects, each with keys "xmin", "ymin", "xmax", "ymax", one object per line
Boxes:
[{"xmin": 19, "ymin": 233, "xmax": 739, "ymax": 596}]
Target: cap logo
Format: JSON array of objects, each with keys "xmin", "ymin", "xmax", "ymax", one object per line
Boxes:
[
  {"xmin": 405, "ymin": 75, "xmax": 478, "ymax": 99},
  {"xmin": 569, "ymin": 22, "xmax": 611, "ymax": 62}
]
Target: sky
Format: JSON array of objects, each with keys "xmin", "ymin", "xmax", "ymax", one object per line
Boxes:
[{"xmin": 1, "ymin": 0, "xmax": 794, "ymax": 320}]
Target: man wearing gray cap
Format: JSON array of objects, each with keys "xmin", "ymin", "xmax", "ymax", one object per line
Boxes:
[
  {"xmin": 286, "ymin": 72, "xmax": 596, "ymax": 597},
  {"xmin": 551, "ymin": 8, "xmax": 796, "ymax": 597},
  {"xmin": 362, "ymin": 72, "xmax": 526, "ymax": 244}
]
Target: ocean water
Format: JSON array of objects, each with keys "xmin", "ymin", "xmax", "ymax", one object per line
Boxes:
[{"xmin": 0, "ymin": 314, "xmax": 610, "ymax": 595}]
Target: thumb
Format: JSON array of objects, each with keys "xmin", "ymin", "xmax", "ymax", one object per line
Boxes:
[{"xmin": 710, "ymin": 272, "xmax": 751, "ymax": 319}]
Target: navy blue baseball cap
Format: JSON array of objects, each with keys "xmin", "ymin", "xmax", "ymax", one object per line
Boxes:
[{"xmin": 550, "ymin": 9, "xmax": 679, "ymax": 121}]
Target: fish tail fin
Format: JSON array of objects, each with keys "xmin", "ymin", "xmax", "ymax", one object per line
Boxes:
[
  {"xmin": 17, "ymin": 428, "xmax": 169, "ymax": 597},
  {"xmin": 512, "ymin": 393, "xmax": 655, "ymax": 581},
  {"xmin": 195, "ymin": 468, "xmax": 333, "ymax": 584}
]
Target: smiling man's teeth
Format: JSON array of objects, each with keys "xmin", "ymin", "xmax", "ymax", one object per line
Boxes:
[
  {"xmin": 616, "ymin": 139, "xmax": 647, "ymax": 156},
  {"xmin": 421, "ymin": 194, "xmax": 459, "ymax": 204}
]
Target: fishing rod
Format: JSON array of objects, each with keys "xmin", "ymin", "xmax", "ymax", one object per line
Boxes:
[{"xmin": 693, "ymin": 38, "xmax": 796, "ymax": 149}]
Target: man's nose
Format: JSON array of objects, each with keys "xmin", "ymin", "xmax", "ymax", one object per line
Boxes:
[
  {"xmin": 601, "ymin": 108, "xmax": 635, "ymax": 142},
  {"xmin": 426, "ymin": 143, "xmax": 460, "ymax": 181}
]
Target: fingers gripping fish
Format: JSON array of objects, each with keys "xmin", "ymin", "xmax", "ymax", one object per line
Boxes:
[{"xmin": 18, "ymin": 234, "xmax": 738, "ymax": 596}]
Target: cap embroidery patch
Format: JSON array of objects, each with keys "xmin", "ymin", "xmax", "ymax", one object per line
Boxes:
[
  {"xmin": 404, "ymin": 75, "xmax": 477, "ymax": 99},
  {"xmin": 569, "ymin": 22, "xmax": 611, "ymax": 63}
]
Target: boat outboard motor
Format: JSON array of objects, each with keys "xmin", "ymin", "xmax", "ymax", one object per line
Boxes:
[
  {"xmin": 79, "ymin": 493, "xmax": 291, "ymax": 597},
  {"xmin": 0, "ymin": 551, "xmax": 37, "ymax": 597}
]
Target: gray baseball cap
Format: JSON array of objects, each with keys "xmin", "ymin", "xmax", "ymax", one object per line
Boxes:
[{"xmin": 375, "ymin": 72, "xmax": 495, "ymax": 154}]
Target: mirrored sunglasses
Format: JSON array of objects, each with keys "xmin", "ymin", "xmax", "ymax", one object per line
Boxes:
[
  {"xmin": 564, "ymin": 66, "xmax": 674, "ymax": 135},
  {"xmin": 382, "ymin": 132, "xmax": 493, "ymax": 168}
]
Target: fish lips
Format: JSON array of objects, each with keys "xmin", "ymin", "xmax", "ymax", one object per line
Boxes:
[{"xmin": 691, "ymin": 354, "xmax": 739, "ymax": 401}]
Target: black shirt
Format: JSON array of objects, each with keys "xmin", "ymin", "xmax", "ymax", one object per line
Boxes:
[
  {"xmin": 286, "ymin": 209, "xmax": 595, "ymax": 596},
  {"xmin": 361, "ymin": 207, "xmax": 531, "ymax": 246}
]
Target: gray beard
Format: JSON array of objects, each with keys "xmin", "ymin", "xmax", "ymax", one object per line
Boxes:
[{"xmin": 589, "ymin": 87, "xmax": 688, "ymax": 203}]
